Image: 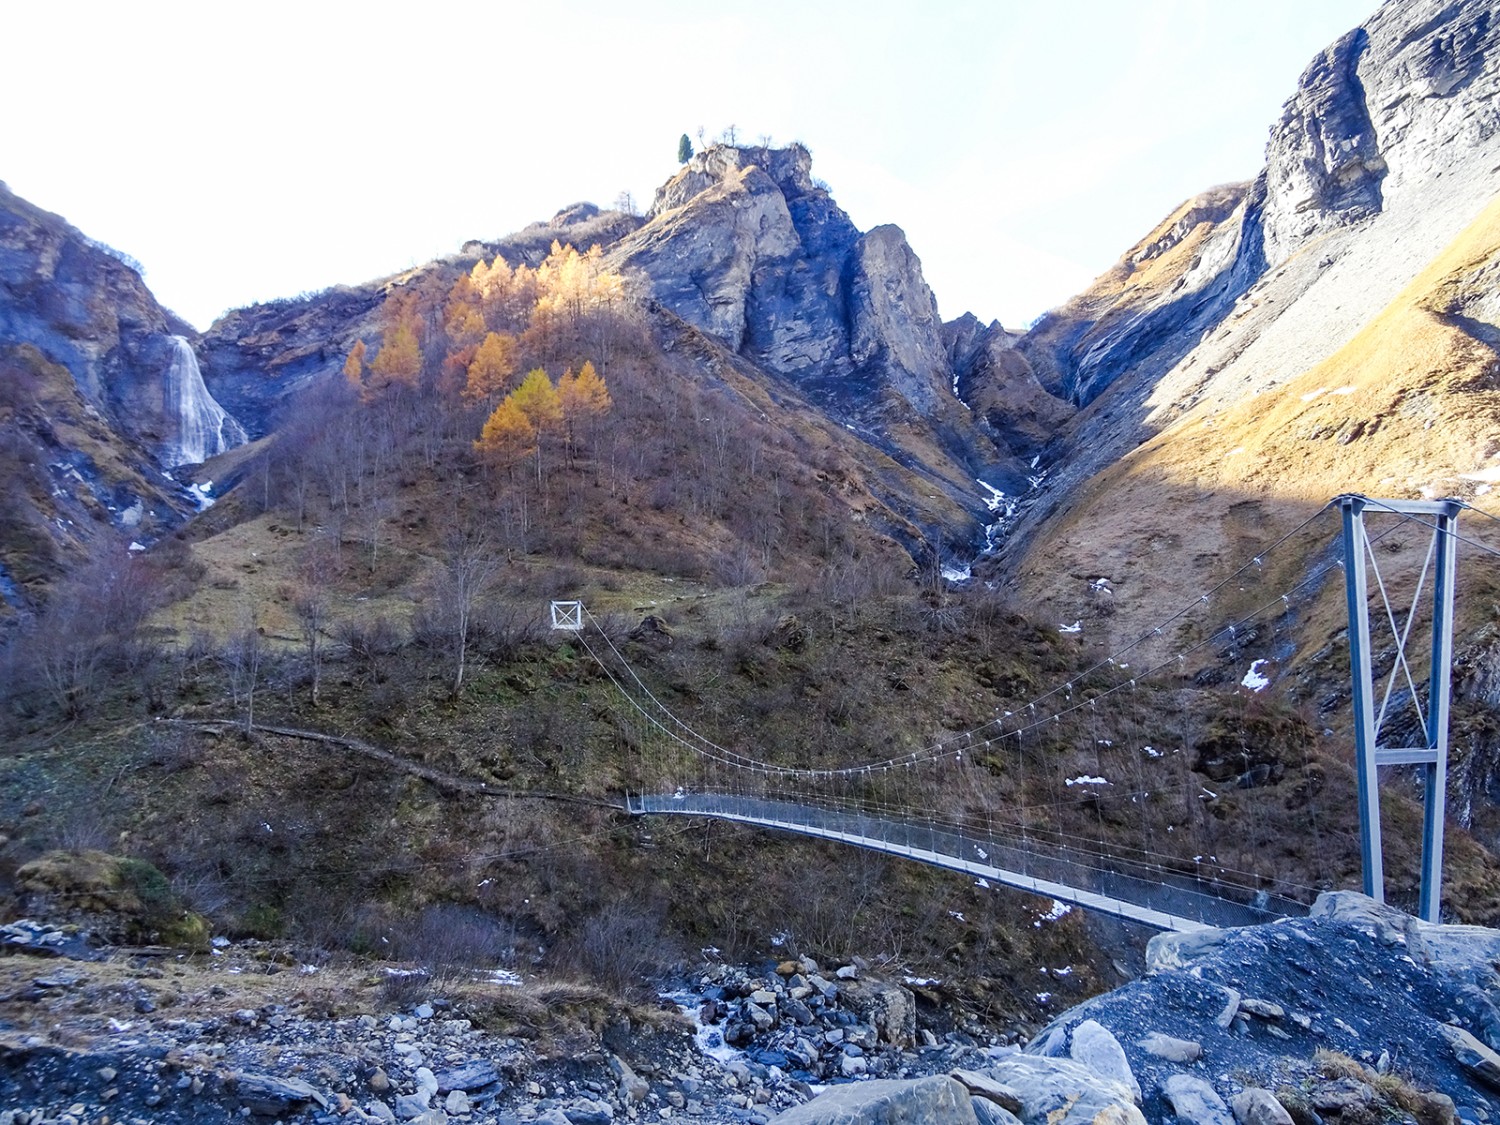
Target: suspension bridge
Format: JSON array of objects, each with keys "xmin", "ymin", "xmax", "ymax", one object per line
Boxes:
[{"xmin": 554, "ymin": 495, "xmax": 1500, "ymax": 933}]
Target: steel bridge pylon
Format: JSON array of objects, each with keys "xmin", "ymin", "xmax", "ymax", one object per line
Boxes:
[{"xmin": 1337, "ymin": 494, "xmax": 1460, "ymax": 923}]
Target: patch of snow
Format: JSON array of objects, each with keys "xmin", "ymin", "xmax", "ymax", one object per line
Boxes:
[
  {"xmin": 1059, "ymin": 621, "xmax": 1082, "ymax": 634},
  {"xmin": 1065, "ymin": 775, "xmax": 1108, "ymax": 787},
  {"xmin": 1034, "ymin": 992, "xmax": 1052, "ymax": 1003},
  {"xmin": 977, "ymin": 480, "xmax": 1007, "ymax": 512},
  {"xmin": 673, "ymin": 787, "xmax": 685, "ymax": 801},
  {"xmin": 128, "ymin": 541, "xmax": 146, "ymax": 553},
  {"xmin": 974, "ymin": 878, "xmax": 991, "ymax": 889},
  {"xmin": 188, "ymin": 480, "xmax": 216, "ymax": 510},
  {"xmin": 1241, "ymin": 659, "xmax": 1271, "ymax": 692},
  {"xmin": 1461, "ymin": 466, "xmax": 1500, "ymax": 484},
  {"xmin": 948, "ymin": 911, "xmax": 966, "ymax": 923},
  {"xmin": 486, "ymin": 968, "xmax": 523, "ymax": 987},
  {"xmin": 942, "ymin": 561, "xmax": 973, "ymax": 584},
  {"xmin": 1053, "ymin": 966, "xmax": 1072, "ymax": 977},
  {"xmin": 903, "ymin": 975, "xmax": 940, "ymax": 987},
  {"xmin": 1299, "ymin": 387, "xmax": 1327, "ymax": 402},
  {"xmin": 1035, "ymin": 900, "xmax": 1072, "ymax": 927},
  {"xmin": 1142, "ymin": 745, "xmax": 1163, "ymax": 758},
  {"xmin": 1029, "ymin": 455, "xmax": 1041, "ymax": 469},
  {"xmin": 1331, "ymin": 386, "xmax": 1358, "ymax": 395}
]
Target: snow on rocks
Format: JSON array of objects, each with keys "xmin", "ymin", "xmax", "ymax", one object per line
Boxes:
[{"xmin": 1240, "ymin": 659, "xmax": 1271, "ymax": 691}]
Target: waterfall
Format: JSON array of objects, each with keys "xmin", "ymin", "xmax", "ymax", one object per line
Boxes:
[{"xmin": 162, "ymin": 336, "xmax": 246, "ymax": 467}]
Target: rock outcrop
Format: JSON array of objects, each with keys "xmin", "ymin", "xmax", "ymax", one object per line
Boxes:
[
  {"xmin": 0, "ymin": 183, "xmax": 245, "ymax": 466},
  {"xmin": 612, "ymin": 144, "xmax": 1017, "ymax": 502},
  {"xmin": 996, "ymin": 0, "xmax": 1500, "ymax": 676},
  {"xmin": 0, "ymin": 184, "xmax": 243, "ymax": 608},
  {"xmin": 780, "ymin": 893, "xmax": 1491, "ymax": 1124},
  {"xmin": 1017, "ymin": 0, "xmax": 1500, "ymax": 415}
]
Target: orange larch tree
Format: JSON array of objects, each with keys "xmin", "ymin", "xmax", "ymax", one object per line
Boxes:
[
  {"xmin": 473, "ymin": 398, "xmax": 535, "ymax": 477},
  {"xmin": 558, "ymin": 359, "xmax": 612, "ymax": 464},
  {"xmin": 463, "ymin": 332, "xmax": 519, "ymax": 407}
]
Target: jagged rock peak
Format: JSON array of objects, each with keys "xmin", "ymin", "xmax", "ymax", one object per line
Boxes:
[
  {"xmin": 648, "ymin": 143, "xmax": 817, "ymax": 218},
  {"xmin": 1259, "ymin": 0, "xmax": 1500, "ymax": 265}
]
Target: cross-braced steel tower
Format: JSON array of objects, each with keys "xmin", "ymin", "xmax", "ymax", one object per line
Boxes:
[{"xmin": 1337, "ymin": 494, "xmax": 1460, "ymax": 923}]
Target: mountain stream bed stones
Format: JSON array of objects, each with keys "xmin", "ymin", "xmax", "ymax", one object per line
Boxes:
[{"xmin": 2, "ymin": 893, "xmax": 1499, "ymax": 1124}]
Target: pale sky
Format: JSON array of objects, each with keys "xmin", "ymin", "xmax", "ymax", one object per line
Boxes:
[{"xmin": 4, "ymin": 0, "xmax": 1377, "ymax": 332}]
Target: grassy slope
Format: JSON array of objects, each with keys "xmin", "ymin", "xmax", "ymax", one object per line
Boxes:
[{"xmin": 1005, "ymin": 196, "xmax": 1500, "ymax": 912}]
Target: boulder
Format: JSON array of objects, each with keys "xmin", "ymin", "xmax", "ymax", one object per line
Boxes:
[
  {"xmin": 563, "ymin": 1099, "xmax": 614, "ymax": 1125},
  {"xmin": 948, "ymin": 1070, "xmax": 1023, "ymax": 1114},
  {"xmin": 984, "ymin": 1055, "xmax": 1146, "ymax": 1125},
  {"xmin": 433, "ymin": 1059, "xmax": 501, "ymax": 1093},
  {"xmin": 229, "ymin": 1072, "xmax": 329, "ymax": 1117},
  {"xmin": 444, "ymin": 1091, "xmax": 471, "ymax": 1116},
  {"xmin": 1230, "ymin": 1089, "xmax": 1295, "ymax": 1125},
  {"xmin": 971, "ymin": 1100, "xmax": 1022, "ymax": 1125},
  {"xmin": 395, "ymin": 1092, "xmax": 433, "ymax": 1120},
  {"xmin": 1160, "ymin": 1075, "xmax": 1234, "ymax": 1125},
  {"xmin": 1438, "ymin": 1022, "xmax": 1500, "ymax": 1090},
  {"xmin": 769, "ymin": 1075, "xmax": 977, "ymax": 1124},
  {"xmin": 1309, "ymin": 1078, "xmax": 1373, "ymax": 1114},
  {"xmin": 839, "ymin": 979, "xmax": 916, "ymax": 1048},
  {"xmin": 1146, "ymin": 927, "xmax": 1229, "ymax": 973},
  {"xmin": 1136, "ymin": 1032, "xmax": 1202, "ymax": 1063},
  {"xmin": 1068, "ymin": 1020, "xmax": 1140, "ymax": 1103}
]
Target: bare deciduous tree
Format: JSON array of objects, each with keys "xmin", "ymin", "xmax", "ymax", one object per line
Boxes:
[
  {"xmin": 224, "ymin": 610, "xmax": 263, "ymax": 733},
  {"xmin": 429, "ymin": 527, "xmax": 499, "ymax": 699}
]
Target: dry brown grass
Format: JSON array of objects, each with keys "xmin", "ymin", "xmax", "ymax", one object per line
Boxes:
[{"xmin": 1014, "ymin": 194, "xmax": 1500, "ymax": 670}]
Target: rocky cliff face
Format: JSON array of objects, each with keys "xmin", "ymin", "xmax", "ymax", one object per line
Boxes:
[
  {"xmin": 612, "ymin": 145, "xmax": 1033, "ymax": 506},
  {"xmin": 0, "ymin": 184, "xmax": 245, "ymax": 465},
  {"xmin": 0, "ymin": 184, "xmax": 246, "ymax": 609},
  {"xmin": 997, "ymin": 0, "xmax": 1500, "ymax": 651},
  {"xmin": 1017, "ymin": 0, "xmax": 1500, "ymax": 420}
]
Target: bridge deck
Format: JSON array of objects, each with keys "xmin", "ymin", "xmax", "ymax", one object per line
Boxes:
[{"xmin": 630, "ymin": 792, "xmax": 1306, "ymax": 932}]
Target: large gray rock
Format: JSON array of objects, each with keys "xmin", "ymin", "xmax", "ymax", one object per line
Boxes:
[
  {"xmin": 1436, "ymin": 1023, "xmax": 1500, "ymax": 1091},
  {"xmin": 611, "ymin": 142, "xmax": 1006, "ymax": 513},
  {"xmin": 1160, "ymin": 1075, "xmax": 1234, "ymax": 1125},
  {"xmin": 1230, "ymin": 1088, "xmax": 1294, "ymax": 1125},
  {"xmin": 984, "ymin": 1055, "xmax": 1146, "ymax": 1125},
  {"xmin": 1145, "ymin": 926, "xmax": 1229, "ymax": 973},
  {"xmin": 229, "ymin": 1072, "xmax": 329, "ymax": 1116},
  {"xmin": 948, "ymin": 1070, "xmax": 1022, "ymax": 1114},
  {"xmin": 1068, "ymin": 1019, "xmax": 1140, "ymax": 1103},
  {"xmin": 839, "ymin": 978, "xmax": 917, "ymax": 1049},
  {"xmin": 970, "ymin": 1100, "xmax": 1022, "ymax": 1125},
  {"xmin": 1136, "ymin": 1032, "xmax": 1203, "ymax": 1064},
  {"xmin": 769, "ymin": 1075, "xmax": 977, "ymax": 1124},
  {"xmin": 433, "ymin": 1059, "xmax": 501, "ymax": 1093}
]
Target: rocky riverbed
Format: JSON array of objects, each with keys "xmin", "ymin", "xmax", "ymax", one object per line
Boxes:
[
  {"xmin": 4, "ymin": 892, "xmax": 1500, "ymax": 1124},
  {"xmin": 0, "ymin": 918, "xmax": 1009, "ymax": 1125}
]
